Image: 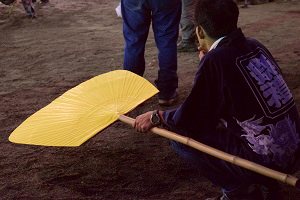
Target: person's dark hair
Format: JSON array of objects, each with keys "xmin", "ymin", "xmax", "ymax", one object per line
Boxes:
[{"xmin": 194, "ymin": 0, "xmax": 239, "ymax": 39}]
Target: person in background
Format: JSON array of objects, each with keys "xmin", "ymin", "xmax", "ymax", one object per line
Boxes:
[
  {"xmin": 121, "ymin": 0, "xmax": 181, "ymax": 106},
  {"xmin": 133, "ymin": 0, "xmax": 300, "ymax": 199},
  {"xmin": 21, "ymin": 0, "xmax": 49, "ymax": 18},
  {"xmin": 177, "ymin": 0, "xmax": 198, "ymax": 52},
  {"xmin": 21, "ymin": 0, "xmax": 35, "ymax": 18}
]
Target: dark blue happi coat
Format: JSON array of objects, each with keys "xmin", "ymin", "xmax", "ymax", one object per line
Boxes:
[{"xmin": 163, "ymin": 28, "xmax": 300, "ymax": 170}]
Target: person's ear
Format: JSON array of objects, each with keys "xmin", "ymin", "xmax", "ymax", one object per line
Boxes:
[
  {"xmin": 196, "ymin": 26, "xmax": 201, "ymax": 43},
  {"xmin": 198, "ymin": 26, "xmax": 205, "ymax": 39},
  {"xmin": 196, "ymin": 26, "xmax": 205, "ymax": 41}
]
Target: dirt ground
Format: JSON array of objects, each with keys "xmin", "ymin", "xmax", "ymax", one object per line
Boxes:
[{"xmin": 0, "ymin": 0, "xmax": 300, "ymax": 199}]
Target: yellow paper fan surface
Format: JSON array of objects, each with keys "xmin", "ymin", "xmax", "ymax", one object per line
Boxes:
[{"xmin": 9, "ymin": 70, "xmax": 159, "ymax": 146}]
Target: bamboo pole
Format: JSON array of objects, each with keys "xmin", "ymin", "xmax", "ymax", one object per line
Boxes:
[{"xmin": 118, "ymin": 114, "xmax": 300, "ymax": 188}]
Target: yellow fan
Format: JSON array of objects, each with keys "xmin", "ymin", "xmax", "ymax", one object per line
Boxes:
[{"xmin": 9, "ymin": 70, "xmax": 159, "ymax": 146}]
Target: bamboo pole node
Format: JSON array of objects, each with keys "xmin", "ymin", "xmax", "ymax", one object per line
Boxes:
[
  {"xmin": 186, "ymin": 137, "xmax": 191, "ymax": 146},
  {"xmin": 232, "ymin": 156, "xmax": 237, "ymax": 164}
]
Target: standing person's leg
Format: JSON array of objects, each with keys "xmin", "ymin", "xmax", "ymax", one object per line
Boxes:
[
  {"xmin": 178, "ymin": 0, "xmax": 197, "ymax": 52},
  {"xmin": 21, "ymin": 0, "xmax": 36, "ymax": 18},
  {"xmin": 151, "ymin": 0, "xmax": 181, "ymax": 105},
  {"xmin": 121, "ymin": 0, "xmax": 151, "ymax": 76}
]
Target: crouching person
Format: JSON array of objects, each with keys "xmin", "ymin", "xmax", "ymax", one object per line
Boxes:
[{"xmin": 133, "ymin": 0, "xmax": 300, "ymax": 199}]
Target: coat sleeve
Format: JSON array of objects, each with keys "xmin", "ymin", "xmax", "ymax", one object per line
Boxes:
[{"xmin": 163, "ymin": 55, "xmax": 222, "ymax": 138}]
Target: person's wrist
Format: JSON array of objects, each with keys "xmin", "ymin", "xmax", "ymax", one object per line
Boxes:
[{"xmin": 150, "ymin": 110, "xmax": 161, "ymax": 126}]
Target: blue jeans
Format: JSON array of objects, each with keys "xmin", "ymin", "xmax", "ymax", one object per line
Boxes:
[{"xmin": 121, "ymin": 0, "xmax": 181, "ymax": 99}]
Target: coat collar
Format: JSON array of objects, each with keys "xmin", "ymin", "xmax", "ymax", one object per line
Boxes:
[{"xmin": 216, "ymin": 28, "xmax": 246, "ymax": 48}]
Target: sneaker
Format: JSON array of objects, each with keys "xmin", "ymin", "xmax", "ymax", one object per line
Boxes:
[
  {"xmin": 177, "ymin": 42, "xmax": 198, "ymax": 52},
  {"xmin": 158, "ymin": 92, "xmax": 178, "ymax": 106}
]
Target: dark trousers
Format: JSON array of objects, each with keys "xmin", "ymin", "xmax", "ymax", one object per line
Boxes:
[
  {"xmin": 180, "ymin": 0, "xmax": 196, "ymax": 43},
  {"xmin": 21, "ymin": 0, "xmax": 35, "ymax": 17},
  {"xmin": 121, "ymin": 0, "xmax": 181, "ymax": 99},
  {"xmin": 169, "ymin": 127, "xmax": 282, "ymax": 196}
]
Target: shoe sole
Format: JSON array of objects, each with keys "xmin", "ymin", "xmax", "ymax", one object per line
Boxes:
[{"xmin": 158, "ymin": 97, "xmax": 178, "ymax": 106}]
